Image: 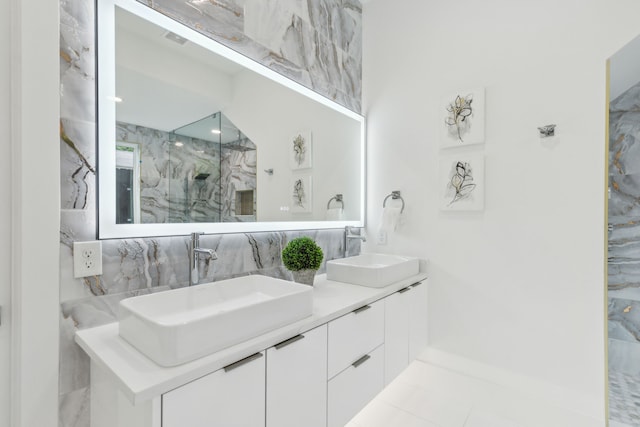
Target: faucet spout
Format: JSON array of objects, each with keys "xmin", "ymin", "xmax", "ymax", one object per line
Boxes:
[
  {"xmin": 189, "ymin": 232, "xmax": 217, "ymax": 286},
  {"xmin": 344, "ymin": 226, "xmax": 366, "ymax": 258}
]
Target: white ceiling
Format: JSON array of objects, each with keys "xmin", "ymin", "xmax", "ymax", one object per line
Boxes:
[{"xmin": 115, "ymin": 7, "xmax": 244, "ymax": 137}]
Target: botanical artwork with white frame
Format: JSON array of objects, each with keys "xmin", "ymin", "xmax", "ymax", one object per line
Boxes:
[
  {"xmin": 440, "ymin": 153, "xmax": 484, "ymax": 211},
  {"xmin": 441, "ymin": 88, "xmax": 485, "ymax": 148},
  {"xmin": 290, "ymin": 130, "xmax": 312, "ymax": 169},
  {"xmin": 291, "ymin": 175, "xmax": 312, "ymax": 213}
]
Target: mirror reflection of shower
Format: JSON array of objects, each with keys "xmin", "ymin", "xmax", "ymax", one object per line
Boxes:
[
  {"xmin": 171, "ymin": 112, "xmax": 257, "ymax": 223},
  {"xmin": 115, "ymin": 112, "xmax": 257, "ymax": 224}
]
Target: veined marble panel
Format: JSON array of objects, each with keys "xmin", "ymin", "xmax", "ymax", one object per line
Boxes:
[
  {"xmin": 244, "ymin": 0, "xmax": 311, "ymax": 55},
  {"xmin": 116, "ymin": 122, "xmax": 223, "ymax": 224},
  {"xmin": 609, "ymin": 220, "xmax": 640, "ymax": 291},
  {"xmin": 610, "ymin": 83, "xmax": 640, "ymax": 176},
  {"xmin": 609, "ymin": 338, "xmax": 640, "ymax": 376},
  {"xmin": 221, "ymin": 146, "xmax": 257, "ymax": 221},
  {"xmin": 60, "ymin": 0, "xmax": 96, "ymax": 125},
  {"xmin": 609, "ymin": 173, "xmax": 640, "ymax": 219},
  {"xmin": 609, "ymin": 298, "xmax": 640, "ymax": 343},
  {"xmin": 60, "ymin": 119, "xmax": 96, "ymax": 210},
  {"xmin": 59, "ymin": 387, "xmax": 90, "ymax": 427}
]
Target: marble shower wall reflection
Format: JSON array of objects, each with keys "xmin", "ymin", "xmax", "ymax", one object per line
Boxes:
[
  {"xmin": 609, "ymin": 81, "xmax": 640, "ymax": 376},
  {"xmin": 116, "ymin": 121, "xmax": 225, "ymax": 223},
  {"xmin": 59, "ymin": 0, "xmax": 362, "ymax": 426}
]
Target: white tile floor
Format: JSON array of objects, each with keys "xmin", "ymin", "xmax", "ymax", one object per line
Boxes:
[{"xmin": 346, "ymin": 361, "xmax": 602, "ymax": 427}]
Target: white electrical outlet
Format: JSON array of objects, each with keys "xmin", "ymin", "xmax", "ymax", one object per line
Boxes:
[
  {"xmin": 73, "ymin": 241, "xmax": 103, "ymax": 278},
  {"xmin": 377, "ymin": 230, "xmax": 387, "ymax": 245}
]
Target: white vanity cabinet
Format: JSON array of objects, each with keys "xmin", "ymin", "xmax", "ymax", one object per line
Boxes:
[
  {"xmin": 266, "ymin": 325, "xmax": 327, "ymax": 427},
  {"xmin": 327, "ymin": 300, "xmax": 385, "ymax": 427},
  {"xmin": 384, "ymin": 280, "xmax": 429, "ymax": 385},
  {"xmin": 162, "ymin": 351, "xmax": 266, "ymax": 427},
  {"xmin": 384, "ymin": 286, "xmax": 412, "ymax": 385},
  {"xmin": 409, "ymin": 280, "xmax": 429, "ymax": 360},
  {"xmin": 79, "ymin": 273, "xmax": 430, "ymax": 427}
]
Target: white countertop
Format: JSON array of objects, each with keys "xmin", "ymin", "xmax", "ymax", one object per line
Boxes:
[{"xmin": 75, "ymin": 270, "xmax": 428, "ymax": 405}]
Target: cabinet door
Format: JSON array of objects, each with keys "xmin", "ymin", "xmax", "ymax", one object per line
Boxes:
[
  {"xmin": 384, "ymin": 287, "xmax": 411, "ymax": 385},
  {"xmin": 328, "ymin": 299, "xmax": 384, "ymax": 378},
  {"xmin": 409, "ymin": 280, "xmax": 429, "ymax": 361},
  {"xmin": 327, "ymin": 345, "xmax": 384, "ymax": 427},
  {"xmin": 266, "ymin": 325, "xmax": 327, "ymax": 427},
  {"xmin": 162, "ymin": 352, "xmax": 265, "ymax": 427}
]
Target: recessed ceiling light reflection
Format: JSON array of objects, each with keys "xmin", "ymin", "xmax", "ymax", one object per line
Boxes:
[
  {"xmin": 211, "ymin": 129, "xmax": 222, "ymax": 135},
  {"xmin": 174, "ymin": 142, "xmax": 184, "ymax": 147}
]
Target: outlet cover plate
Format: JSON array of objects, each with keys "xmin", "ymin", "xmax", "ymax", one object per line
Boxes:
[{"xmin": 73, "ymin": 241, "xmax": 103, "ymax": 278}]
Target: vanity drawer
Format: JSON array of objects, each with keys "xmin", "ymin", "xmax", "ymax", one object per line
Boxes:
[
  {"xmin": 162, "ymin": 351, "xmax": 266, "ymax": 427},
  {"xmin": 328, "ymin": 299, "xmax": 384, "ymax": 378},
  {"xmin": 327, "ymin": 344, "xmax": 384, "ymax": 427}
]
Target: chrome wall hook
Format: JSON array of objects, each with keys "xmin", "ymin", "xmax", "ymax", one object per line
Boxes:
[{"xmin": 538, "ymin": 124, "xmax": 556, "ymax": 138}]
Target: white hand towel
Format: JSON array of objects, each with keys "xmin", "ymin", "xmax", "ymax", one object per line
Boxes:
[
  {"xmin": 379, "ymin": 206, "xmax": 402, "ymax": 233},
  {"xmin": 326, "ymin": 207, "xmax": 344, "ymax": 220}
]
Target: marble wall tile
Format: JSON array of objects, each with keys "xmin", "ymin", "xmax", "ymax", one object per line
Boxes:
[
  {"xmin": 60, "ymin": 0, "xmax": 95, "ymax": 124},
  {"xmin": 59, "ymin": 387, "xmax": 90, "ymax": 427},
  {"xmin": 609, "ymin": 298, "xmax": 640, "ymax": 342},
  {"xmin": 610, "ymin": 80, "xmax": 640, "ymax": 381},
  {"xmin": 609, "ymin": 220, "xmax": 640, "ymax": 291},
  {"xmin": 609, "ymin": 338, "xmax": 640, "ymax": 376},
  {"xmin": 221, "ymin": 146, "xmax": 257, "ymax": 221},
  {"xmin": 60, "ymin": 119, "xmax": 96, "ymax": 210}
]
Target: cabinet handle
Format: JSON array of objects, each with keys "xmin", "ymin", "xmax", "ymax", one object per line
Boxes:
[
  {"xmin": 223, "ymin": 352, "xmax": 263, "ymax": 372},
  {"xmin": 274, "ymin": 334, "xmax": 305, "ymax": 350},
  {"xmin": 410, "ymin": 281, "xmax": 423, "ymax": 288},
  {"xmin": 352, "ymin": 354, "xmax": 371, "ymax": 368},
  {"xmin": 398, "ymin": 287, "xmax": 411, "ymax": 294},
  {"xmin": 353, "ymin": 305, "xmax": 371, "ymax": 314}
]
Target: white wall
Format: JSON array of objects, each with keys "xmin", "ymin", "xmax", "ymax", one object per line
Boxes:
[
  {"xmin": 11, "ymin": 0, "xmax": 61, "ymax": 425},
  {"xmin": 363, "ymin": 0, "xmax": 640, "ymax": 420},
  {"xmin": 1, "ymin": 0, "xmax": 12, "ymax": 425}
]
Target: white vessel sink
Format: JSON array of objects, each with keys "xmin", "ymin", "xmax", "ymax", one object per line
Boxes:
[
  {"xmin": 118, "ymin": 275, "xmax": 313, "ymax": 367},
  {"xmin": 326, "ymin": 253, "xmax": 419, "ymax": 288}
]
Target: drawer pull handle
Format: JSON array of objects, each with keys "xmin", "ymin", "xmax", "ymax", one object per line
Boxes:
[
  {"xmin": 223, "ymin": 352, "xmax": 263, "ymax": 372},
  {"xmin": 352, "ymin": 354, "xmax": 371, "ymax": 368},
  {"xmin": 353, "ymin": 305, "xmax": 371, "ymax": 314},
  {"xmin": 411, "ymin": 281, "xmax": 423, "ymax": 288},
  {"xmin": 398, "ymin": 287, "xmax": 411, "ymax": 294},
  {"xmin": 274, "ymin": 334, "xmax": 305, "ymax": 350}
]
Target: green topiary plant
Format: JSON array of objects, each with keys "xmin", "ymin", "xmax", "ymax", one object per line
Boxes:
[{"xmin": 282, "ymin": 236, "xmax": 324, "ymax": 272}]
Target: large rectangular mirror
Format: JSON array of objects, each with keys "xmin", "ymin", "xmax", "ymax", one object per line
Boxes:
[{"xmin": 98, "ymin": 0, "xmax": 365, "ymax": 238}]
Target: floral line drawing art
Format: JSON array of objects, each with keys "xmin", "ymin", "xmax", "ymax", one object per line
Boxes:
[
  {"xmin": 293, "ymin": 134, "xmax": 306, "ymax": 167},
  {"xmin": 293, "ymin": 178, "xmax": 306, "ymax": 209},
  {"xmin": 445, "ymin": 94, "xmax": 474, "ymax": 143},
  {"xmin": 448, "ymin": 161, "xmax": 476, "ymax": 205}
]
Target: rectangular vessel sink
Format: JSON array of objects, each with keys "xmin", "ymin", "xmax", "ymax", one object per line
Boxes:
[
  {"xmin": 326, "ymin": 253, "xmax": 419, "ymax": 288},
  {"xmin": 118, "ymin": 275, "xmax": 313, "ymax": 367}
]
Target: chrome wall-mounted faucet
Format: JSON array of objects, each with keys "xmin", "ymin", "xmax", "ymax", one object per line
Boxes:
[
  {"xmin": 344, "ymin": 226, "xmax": 366, "ymax": 258},
  {"xmin": 189, "ymin": 232, "xmax": 218, "ymax": 286}
]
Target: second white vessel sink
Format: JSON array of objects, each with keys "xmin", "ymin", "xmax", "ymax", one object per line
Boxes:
[
  {"xmin": 118, "ymin": 275, "xmax": 313, "ymax": 367},
  {"xmin": 326, "ymin": 253, "xmax": 419, "ymax": 288}
]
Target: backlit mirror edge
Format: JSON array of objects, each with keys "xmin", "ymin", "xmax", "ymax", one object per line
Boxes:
[{"xmin": 97, "ymin": 0, "xmax": 366, "ymax": 239}]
